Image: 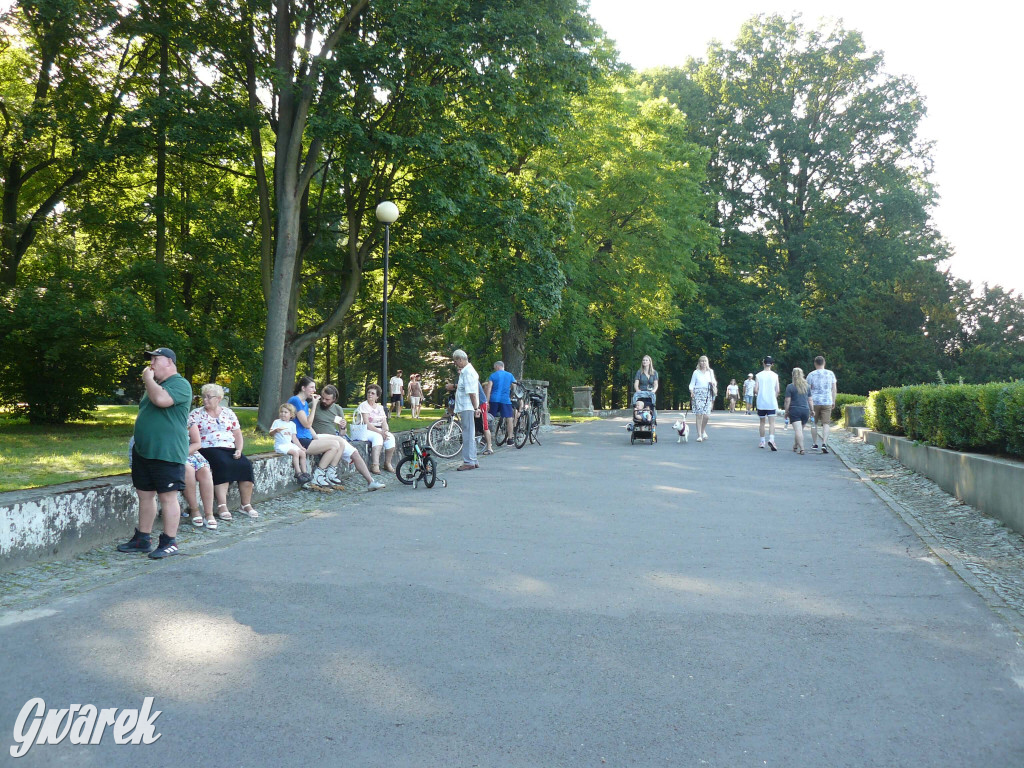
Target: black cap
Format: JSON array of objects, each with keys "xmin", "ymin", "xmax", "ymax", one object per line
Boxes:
[
  {"xmin": 145, "ymin": 347, "xmax": 177, "ymax": 363},
  {"xmin": 763, "ymin": 356, "xmax": 774, "ymax": 365}
]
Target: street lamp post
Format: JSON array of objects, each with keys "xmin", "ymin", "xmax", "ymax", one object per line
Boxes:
[{"xmin": 375, "ymin": 201, "xmax": 400, "ymax": 390}]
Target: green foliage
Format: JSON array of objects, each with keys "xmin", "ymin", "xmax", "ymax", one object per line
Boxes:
[
  {"xmin": 0, "ymin": 263, "xmax": 144, "ymax": 423},
  {"xmin": 865, "ymin": 388, "xmax": 903, "ymax": 436},
  {"xmin": 865, "ymin": 381, "xmax": 1024, "ymax": 457}
]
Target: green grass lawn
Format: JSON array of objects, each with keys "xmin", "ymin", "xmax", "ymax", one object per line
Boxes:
[
  {"xmin": 0, "ymin": 404, "xmax": 448, "ymax": 492},
  {"xmin": 0, "ymin": 404, "xmax": 599, "ymax": 492}
]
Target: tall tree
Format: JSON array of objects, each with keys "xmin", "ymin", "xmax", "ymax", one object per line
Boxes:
[{"xmin": 643, "ymin": 15, "xmax": 953, "ymax": 390}]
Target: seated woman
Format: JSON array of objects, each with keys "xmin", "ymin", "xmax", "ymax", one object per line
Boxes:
[
  {"xmin": 188, "ymin": 383, "xmax": 258, "ymax": 519},
  {"xmin": 351, "ymin": 384, "xmax": 396, "ymax": 474},
  {"xmin": 289, "ymin": 376, "xmax": 345, "ymax": 489},
  {"xmin": 310, "ymin": 384, "xmax": 384, "ymax": 491},
  {"xmin": 185, "ymin": 432, "xmax": 216, "ymax": 529}
]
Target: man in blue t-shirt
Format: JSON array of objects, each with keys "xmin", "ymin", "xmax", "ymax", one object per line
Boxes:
[{"xmin": 487, "ymin": 361, "xmax": 517, "ymax": 446}]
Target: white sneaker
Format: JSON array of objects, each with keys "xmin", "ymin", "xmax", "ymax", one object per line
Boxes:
[
  {"xmin": 312, "ymin": 469, "xmax": 333, "ymax": 488},
  {"xmin": 701, "ymin": 432, "xmax": 709, "ymax": 441},
  {"xmin": 366, "ymin": 480, "xmax": 385, "ymax": 491},
  {"xmin": 696, "ymin": 435, "xmax": 703, "ymax": 442}
]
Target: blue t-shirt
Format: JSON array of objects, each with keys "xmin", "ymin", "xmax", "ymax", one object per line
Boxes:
[
  {"xmin": 288, "ymin": 395, "xmax": 313, "ymax": 440},
  {"xmin": 488, "ymin": 370, "xmax": 515, "ymax": 404}
]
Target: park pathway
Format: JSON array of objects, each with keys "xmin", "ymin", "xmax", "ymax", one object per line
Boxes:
[{"xmin": 1, "ymin": 411, "xmax": 1023, "ymax": 767}]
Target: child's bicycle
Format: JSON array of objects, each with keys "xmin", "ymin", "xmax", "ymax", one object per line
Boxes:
[{"xmin": 396, "ymin": 430, "xmax": 447, "ymax": 489}]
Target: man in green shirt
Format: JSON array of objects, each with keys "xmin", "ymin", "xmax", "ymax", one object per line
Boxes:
[{"xmin": 117, "ymin": 347, "xmax": 192, "ymax": 559}]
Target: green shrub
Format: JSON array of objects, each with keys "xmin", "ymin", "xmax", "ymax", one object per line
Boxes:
[
  {"xmin": 866, "ymin": 387, "xmax": 902, "ymax": 435},
  {"xmin": 866, "ymin": 381, "xmax": 1024, "ymax": 457}
]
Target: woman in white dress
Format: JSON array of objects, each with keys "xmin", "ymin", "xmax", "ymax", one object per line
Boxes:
[{"xmin": 688, "ymin": 355, "xmax": 718, "ymax": 442}]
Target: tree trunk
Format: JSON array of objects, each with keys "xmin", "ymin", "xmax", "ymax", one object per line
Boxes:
[
  {"xmin": 501, "ymin": 311, "xmax": 528, "ymax": 379},
  {"xmin": 336, "ymin": 327, "xmax": 347, "ymax": 404}
]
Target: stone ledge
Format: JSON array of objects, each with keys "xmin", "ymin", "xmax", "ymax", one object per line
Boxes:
[
  {"xmin": 0, "ymin": 452, "xmax": 303, "ymax": 574},
  {"xmin": 847, "ymin": 426, "xmax": 1024, "ymax": 536}
]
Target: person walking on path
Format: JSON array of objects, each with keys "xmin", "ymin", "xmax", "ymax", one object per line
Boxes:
[
  {"xmin": 742, "ymin": 373, "xmax": 755, "ymax": 415},
  {"xmin": 632, "ymin": 355, "xmax": 659, "ymax": 405},
  {"xmin": 453, "ymin": 349, "xmax": 481, "ymax": 470},
  {"xmin": 726, "ymin": 379, "xmax": 739, "ymax": 413},
  {"xmin": 488, "ymin": 361, "xmax": 517, "ymax": 446},
  {"xmin": 389, "ymin": 370, "xmax": 405, "ymax": 417},
  {"xmin": 754, "ymin": 356, "xmax": 780, "ymax": 451},
  {"xmin": 117, "ymin": 347, "xmax": 192, "ymax": 559},
  {"xmin": 689, "ymin": 355, "xmax": 717, "ymax": 442},
  {"xmin": 807, "ymin": 356, "xmax": 838, "ymax": 454},
  {"xmin": 409, "ymin": 374, "xmax": 424, "ymax": 418},
  {"xmin": 784, "ymin": 367, "xmax": 812, "ymax": 454}
]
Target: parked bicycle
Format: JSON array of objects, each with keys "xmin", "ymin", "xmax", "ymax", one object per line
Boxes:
[
  {"xmin": 396, "ymin": 430, "xmax": 445, "ymax": 488},
  {"xmin": 511, "ymin": 386, "xmax": 545, "ymax": 449},
  {"xmin": 427, "ymin": 411, "xmax": 463, "ymax": 459}
]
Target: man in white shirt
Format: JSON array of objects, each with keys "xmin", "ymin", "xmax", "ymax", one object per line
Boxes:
[
  {"xmin": 754, "ymin": 356, "xmax": 781, "ymax": 451},
  {"xmin": 806, "ymin": 356, "xmax": 838, "ymax": 454},
  {"xmin": 453, "ymin": 349, "xmax": 481, "ymax": 470},
  {"xmin": 742, "ymin": 373, "xmax": 756, "ymax": 415},
  {"xmin": 388, "ymin": 370, "xmax": 404, "ymax": 416}
]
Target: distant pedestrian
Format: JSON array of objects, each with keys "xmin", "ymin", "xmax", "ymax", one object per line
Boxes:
[
  {"xmin": 807, "ymin": 356, "xmax": 838, "ymax": 454},
  {"xmin": 689, "ymin": 355, "xmax": 717, "ymax": 442},
  {"xmin": 785, "ymin": 368, "xmax": 811, "ymax": 454},
  {"xmin": 754, "ymin": 356, "xmax": 780, "ymax": 451},
  {"xmin": 389, "ymin": 370, "xmax": 405, "ymax": 416},
  {"xmin": 453, "ymin": 349, "xmax": 481, "ymax": 470},
  {"xmin": 488, "ymin": 361, "xmax": 517, "ymax": 446},
  {"xmin": 117, "ymin": 348, "xmax": 192, "ymax": 559},
  {"xmin": 742, "ymin": 373, "xmax": 755, "ymax": 415},
  {"xmin": 726, "ymin": 379, "xmax": 739, "ymax": 412},
  {"xmin": 409, "ymin": 374, "xmax": 424, "ymax": 418}
]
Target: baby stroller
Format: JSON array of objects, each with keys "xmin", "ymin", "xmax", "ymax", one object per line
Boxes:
[{"xmin": 629, "ymin": 393, "xmax": 657, "ymax": 444}]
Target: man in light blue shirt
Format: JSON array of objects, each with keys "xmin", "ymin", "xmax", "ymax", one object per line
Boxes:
[{"xmin": 487, "ymin": 361, "xmax": 517, "ymax": 446}]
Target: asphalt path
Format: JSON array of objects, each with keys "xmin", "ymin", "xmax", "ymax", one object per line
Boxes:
[{"xmin": 2, "ymin": 412, "xmax": 1023, "ymax": 767}]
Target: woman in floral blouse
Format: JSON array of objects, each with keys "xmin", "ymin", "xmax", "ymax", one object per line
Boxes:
[{"xmin": 187, "ymin": 383, "xmax": 258, "ymax": 519}]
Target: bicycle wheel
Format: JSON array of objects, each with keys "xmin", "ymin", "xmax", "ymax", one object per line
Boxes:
[
  {"xmin": 493, "ymin": 416, "xmax": 508, "ymax": 447},
  {"xmin": 528, "ymin": 410, "xmax": 541, "ymax": 444},
  {"xmin": 428, "ymin": 418, "xmax": 463, "ymax": 459},
  {"xmin": 395, "ymin": 455, "xmax": 416, "ymax": 485},
  {"xmin": 423, "ymin": 456, "xmax": 437, "ymax": 488},
  {"xmin": 514, "ymin": 412, "xmax": 528, "ymax": 449}
]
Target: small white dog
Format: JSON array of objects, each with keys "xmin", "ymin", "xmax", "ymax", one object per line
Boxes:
[{"xmin": 672, "ymin": 420, "xmax": 689, "ymax": 443}]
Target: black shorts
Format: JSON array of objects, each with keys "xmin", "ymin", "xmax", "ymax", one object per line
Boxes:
[
  {"xmin": 131, "ymin": 448, "xmax": 186, "ymax": 493},
  {"xmin": 757, "ymin": 409, "xmax": 777, "ymax": 418},
  {"xmin": 298, "ymin": 437, "xmax": 313, "ymax": 449},
  {"xmin": 390, "ymin": 394, "xmax": 402, "ymax": 403}
]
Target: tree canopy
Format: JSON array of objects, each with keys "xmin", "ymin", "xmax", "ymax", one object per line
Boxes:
[{"xmin": 1, "ymin": 6, "xmax": 1020, "ymax": 424}]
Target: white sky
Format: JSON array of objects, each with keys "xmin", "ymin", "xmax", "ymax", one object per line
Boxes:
[{"xmin": 587, "ymin": 0, "xmax": 1024, "ymax": 295}]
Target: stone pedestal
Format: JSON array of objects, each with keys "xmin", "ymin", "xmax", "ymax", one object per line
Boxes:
[
  {"xmin": 572, "ymin": 386, "xmax": 595, "ymax": 416},
  {"xmin": 520, "ymin": 379, "xmax": 551, "ymax": 425}
]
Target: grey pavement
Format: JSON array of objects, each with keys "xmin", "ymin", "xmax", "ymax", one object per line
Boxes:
[{"xmin": 1, "ymin": 411, "xmax": 1023, "ymax": 767}]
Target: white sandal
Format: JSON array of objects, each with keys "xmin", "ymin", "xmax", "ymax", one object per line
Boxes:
[{"xmin": 239, "ymin": 504, "xmax": 259, "ymax": 519}]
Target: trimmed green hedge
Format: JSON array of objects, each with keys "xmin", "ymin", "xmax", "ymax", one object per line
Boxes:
[{"xmin": 865, "ymin": 382, "xmax": 1024, "ymax": 457}]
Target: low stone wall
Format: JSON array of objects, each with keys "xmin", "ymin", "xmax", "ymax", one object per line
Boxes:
[
  {"xmin": 848, "ymin": 427, "xmax": 1024, "ymax": 536},
  {"xmin": 1, "ymin": 452, "xmax": 300, "ymax": 574}
]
